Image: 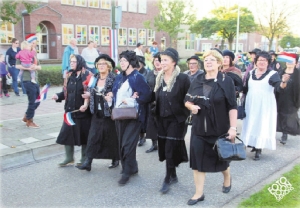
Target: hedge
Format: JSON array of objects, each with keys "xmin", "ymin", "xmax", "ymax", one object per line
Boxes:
[{"xmin": 38, "ymin": 66, "xmax": 63, "ymax": 86}]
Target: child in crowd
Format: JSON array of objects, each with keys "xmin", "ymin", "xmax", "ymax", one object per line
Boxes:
[
  {"xmin": 0, "ymin": 54, "xmax": 10, "ymax": 98},
  {"xmin": 15, "ymin": 41, "xmax": 36, "ymax": 83}
]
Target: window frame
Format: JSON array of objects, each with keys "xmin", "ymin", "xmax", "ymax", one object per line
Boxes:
[
  {"xmin": 147, "ymin": 29, "xmax": 155, "ymax": 46},
  {"xmin": 89, "ymin": 25, "xmax": 100, "ymax": 43},
  {"xmin": 138, "ymin": 0, "xmax": 147, "ymax": 13},
  {"xmin": 185, "ymin": 32, "xmax": 195, "ymax": 50},
  {"xmin": 128, "ymin": 0, "xmax": 137, "ymax": 12},
  {"xmin": 138, "ymin": 29, "xmax": 146, "ymax": 45},
  {"xmin": 0, "ymin": 20, "xmax": 14, "ymax": 45},
  {"xmin": 118, "ymin": 28, "xmax": 127, "ymax": 46},
  {"xmin": 118, "ymin": 0, "xmax": 127, "ymax": 11},
  {"xmin": 61, "ymin": 0, "xmax": 73, "ymax": 5},
  {"xmin": 101, "ymin": 0, "xmax": 111, "ymax": 9},
  {"xmin": 101, "ymin": 26, "xmax": 111, "ymax": 46},
  {"xmin": 76, "ymin": 25, "xmax": 88, "ymax": 45},
  {"xmin": 62, "ymin": 24, "xmax": 74, "ymax": 46},
  {"xmin": 88, "ymin": 0, "xmax": 99, "ymax": 8},
  {"xmin": 128, "ymin": 28, "xmax": 137, "ymax": 46},
  {"xmin": 75, "ymin": 0, "xmax": 87, "ymax": 7}
]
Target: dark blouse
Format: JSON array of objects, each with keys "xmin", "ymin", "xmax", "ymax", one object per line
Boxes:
[
  {"xmin": 158, "ymin": 81, "xmax": 173, "ymax": 117},
  {"xmin": 243, "ymin": 69, "xmax": 282, "ymax": 95}
]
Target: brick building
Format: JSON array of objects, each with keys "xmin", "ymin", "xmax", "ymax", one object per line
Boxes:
[{"xmin": 0, "ymin": 0, "xmax": 169, "ymax": 60}]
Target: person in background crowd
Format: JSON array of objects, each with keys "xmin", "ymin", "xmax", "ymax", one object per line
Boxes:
[
  {"xmin": 243, "ymin": 48, "xmax": 261, "ymax": 85},
  {"xmin": 134, "ymin": 43, "xmax": 144, "ymax": 56},
  {"xmin": 0, "ymin": 54, "xmax": 10, "ymax": 98},
  {"xmin": 94, "ymin": 41, "xmax": 101, "ymax": 55},
  {"xmin": 185, "ymin": 49, "xmax": 237, "ymax": 205},
  {"xmin": 275, "ymin": 53, "xmax": 300, "ymax": 144},
  {"xmin": 136, "ymin": 55, "xmax": 149, "ymax": 147},
  {"xmin": 81, "ymin": 40, "xmax": 99, "ymax": 74},
  {"xmin": 77, "ymin": 54, "xmax": 120, "ymax": 171},
  {"xmin": 242, "ymin": 51, "xmax": 289, "ymax": 160},
  {"xmin": 150, "ymin": 41, "xmax": 159, "ymax": 56},
  {"xmin": 269, "ymin": 50, "xmax": 282, "ymax": 72},
  {"xmin": 184, "ymin": 55, "xmax": 204, "ymax": 83},
  {"xmin": 221, "ymin": 50, "xmax": 243, "ymax": 97},
  {"xmin": 154, "ymin": 48, "xmax": 190, "ymax": 194},
  {"xmin": 145, "ymin": 52, "xmax": 162, "ymax": 153},
  {"xmin": 62, "ymin": 38, "xmax": 78, "ymax": 79},
  {"xmin": 52, "ymin": 54, "xmax": 91, "ymax": 167},
  {"xmin": 144, "ymin": 47, "xmax": 154, "ymax": 70},
  {"xmin": 111, "ymin": 50, "xmax": 151, "ymax": 186},
  {"xmin": 5, "ymin": 38, "xmax": 23, "ymax": 96}
]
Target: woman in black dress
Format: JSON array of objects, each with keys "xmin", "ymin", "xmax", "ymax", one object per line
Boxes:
[
  {"xmin": 185, "ymin": 50, "xmax": 237, "ymax": 205},
  {"xmin": 154, "ymin": 48, "xmax": 190, "ymax": 194},
  {"xmin": 276, "ymin": 53, "xmax": 300, "ymax": 144},
  {"xmin": 52, "ymin": 54, "xmax": 91, "ymax": 167},
  {"xmin": 77, "ymin": 54, "xmax": 120, "ymax": 171}
]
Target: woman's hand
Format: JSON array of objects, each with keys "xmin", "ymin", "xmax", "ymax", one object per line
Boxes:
[
  {"xmin": 131, "ymin": 92, "xmax": 139, "ymax": 99},
  {"xmin": 227, "ymin": 128, "xmax": 237, "ymax": 142},
  {"xmin": 52, "ymin": 94, "xmax": 58, "ymax": 100},
  {"xmin": 190, "ymin": 104, "xmax": 201, "ymax": 114},
  {"xmin": 282, "ymin": 73, "xmax": 290, "ymax": 83},
  {"xmin": 105, "ymin": 95, "xmax": 112, "ymax": 102},
  {"xmin": 82, "ymin": 91, "xmax": 90, "ymax": 99},
  {"xmin": 79, "ymin": 104, "xmax": 88, "ymax": 112}
]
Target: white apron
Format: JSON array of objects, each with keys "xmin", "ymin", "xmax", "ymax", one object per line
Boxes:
[{"xmin": 241, "ymin": 70, "xmax": 277, "ymax": 150}]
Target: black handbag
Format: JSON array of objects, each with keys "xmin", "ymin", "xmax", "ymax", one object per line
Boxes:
[
  {"xmin": 214, "ymin": 134, "xmax": 246, "ymax": 161},
  {"xmin": 111, "ymin": 107, "xmax": 138, "ymax": 120}
]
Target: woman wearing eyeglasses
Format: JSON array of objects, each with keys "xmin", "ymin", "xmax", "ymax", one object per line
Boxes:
[
  {"xmin": 77, "ymin": 54, "xmax": 120, "ymax": 171},
  {"xmin": 185, "ymin": 49, "xmax": 237, "ymax": 205},
  {"xmin": 242, "ymin": 51, "xmax": 289, "ymax": 160},
  {"xmin": 111, "ymin": 50, "xmax": 152, "ymax": 186}
]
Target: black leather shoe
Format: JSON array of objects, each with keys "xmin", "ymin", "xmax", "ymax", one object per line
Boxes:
[
  {"xmin": 146, "ymin": 144, "xmax": 158, "ymax": 153},
  {"xmin": 253, "ymin": 149, "xmax": 262, "ymax": 161},
  {"xmin": 160, "ymin": 182, "xmax": 170, "ymax": 194},
  {"xmin": 76, "ymin": 158, "xmax": 92, "ymax": 171},
  {"xmin": 250, "ymin": 147, "xmax": 256, "ymax": 152},
  {"xmin": 138, "ymin": 137, "xmax": 146, "ymax": 146},
  {"xmin": 170, "ymin": 176, "xmax": 178, "ymax": 184},
  {"xmin": 222, "ymin": 178, "xmax": 232, "ymax": 193},
  {"xmin": 108, "ymin": 160, "xmax": 119, "ymax": 169},
  {"xmin": 187, "ymin": 194, "xmax": 205, "ymax": 205},
  {"xmin": 280, "ymin": 133, "xmax": 288, "ymax": 145},
  {"xmin": 118, "ymin": 174, "xmax": 130, "ymax": 186}
]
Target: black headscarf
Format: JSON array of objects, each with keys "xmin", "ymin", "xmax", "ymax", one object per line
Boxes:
[{"xmin": 69, "ymin": 55, "xmax": 86, "ymax": 74}]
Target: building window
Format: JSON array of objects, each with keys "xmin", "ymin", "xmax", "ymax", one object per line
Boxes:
[
  {"xmin": 76, "ymin": 25, "xmax": 87, "ymax": 45},
  {"xmin": 88, "ymin": 0, "xmax": 99, "ymax": 7},
  {"xmin": 62, "ymin": 24, "xmax": 74, "ymax": 45},
  {"xmin": 75, "ymin": 0, "xmax": 87, "ymax": 6},
  {"xmin": 202, "ymin": 43, "xmax": 212, "ymax": 52},
  {"xmin": 118, "ymin": 0, "xmax": 127, "ymax": 11},
  {"xmin": 101, "ymin": 26, "xmax": 110, "ymax": 45},
  {"xmin": 118, "ymin": 28, "xmax": 127, "ymax": 46},
  {"xmin": 138, "ymin": 29, "xmax": 146, "ymax": 45},
  {"xmin": 101, "ymin": 0, "xmax": 111, "ymax": 9},
  {"xmin": 128, "ymin": 28, "xmax": 137, "ymax": 46},
  {"xmin": 61, "ymin": 0, "xmax": 73, "ymax": 5},
  {"xmin": 138, "ymin": 0, "xmax": 146, "ymax": 13},
  {"xmin": 128, "ymin": 0, "xmax": 137, "ymax": 12},
  {"xmin": 185, "ymin": 33, "xmax": 195, "ymax": 50},
  {"xmin": 89, "ymin": 26, "xmax": 100, "ymax": 43},
  {"xmin": 147, "ymin": 29, "xmax": 155, "ymax": 46},
  {"xmin": 0, "ymin": 21, "xmax": 14, "ymax": 44}
]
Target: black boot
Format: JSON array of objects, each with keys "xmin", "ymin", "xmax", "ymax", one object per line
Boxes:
[
  {"xmin": 109, "ymin": 159, "xmax": 119, "ymax": 169},
  {"xmin": 76, "ymin": 157, "xmax": 93, "ymax": 171},
  {"xmin": 253, "ymin": 149, "xmax": 262, "ymax": 161},
  {"xmin": 170, "ymin": 167, "xmax": 178, "ymax": 184},
  {"xmin": 280, "ymin": 133, "xmax": 288, "ymax": 145},
  {"xmin": 76, "ymin": 145, "xmax": 87, "ymax": 166},
  {"xmin": 138, "ymin": 133, "xmax": 146, "ymax": 146},
  {"xmin": 146, "ymin": 140, "xmax": 158, "ymax": 153}
]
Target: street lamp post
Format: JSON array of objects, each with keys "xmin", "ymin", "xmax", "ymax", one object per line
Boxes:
[{"xmin": 235, "ymin": 4, "xmax": 240, "ymax": 53}]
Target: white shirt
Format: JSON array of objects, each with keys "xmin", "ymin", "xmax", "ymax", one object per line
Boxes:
[
  {"xmin": 81, "ymin": 47, "xmax": 99, "ymax": 68},
  {"xmin": 134, "ymin": 48, "xmax": 144, "ymax": 57}
]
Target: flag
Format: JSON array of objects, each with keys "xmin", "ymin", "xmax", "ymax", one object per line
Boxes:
[
  {"xmin": 63, "ymin": 112, "xmax": 75, "ymax": 126},
  {"xmin": 277, "ymin": 52, "xmax": 297, "ymax": 63},
  {"xmin": 35, "ymin": 83, "xmax": 50, "ymax": 103}
]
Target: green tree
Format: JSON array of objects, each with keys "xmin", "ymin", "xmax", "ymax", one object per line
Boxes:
[
  {"xmin": 0, "ymin": 0, "xmax": 39, "ymax": 24},
  {"xmin": 144, "ymin": 0, "xmax": 196, "ymax": 48},
  {"xmin": 190, "ymin": 5, "xmax": 256, "ymax": 50},
  {"xmin": 280, "ymin": 35, "xmax": 300, "ymax": 48}
]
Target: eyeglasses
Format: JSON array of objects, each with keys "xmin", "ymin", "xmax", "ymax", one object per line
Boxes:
[
  {"xmin": 188, "ymin": 63, "xmax": 198, "ymax": 65},
  {"xmin": 97, "ymin": 63, "xmax": 107, "ymax": 66},
  {"xmin": 69, "ymin": 61, "xmax": 77, "ymax": 64},
  {"xmin": 14, "ymin": 42, "xmax": 19, "ymax": 44},
  {"xmin": 119, "ymin": 59, "xmax": 128, "ymax": 63},
  {"xmin": 257, "ymin": 59, "xmax": 267, "ymax": 62},
  {"xmin": 204, "ymin": 59, "xmax": 217, "ymax": 62}
]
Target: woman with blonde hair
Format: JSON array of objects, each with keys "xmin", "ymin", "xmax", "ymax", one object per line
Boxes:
[
  {"xmin": 185, "ymin": 49, "xmax": 237, "ymax": 205},
  {"xmin": 144, "ymin": 47, "xmax": 154, "ymax": 70}
]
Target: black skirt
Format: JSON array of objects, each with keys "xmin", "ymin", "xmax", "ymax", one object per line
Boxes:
[
  {"xmin": 157, "ymin": 116, "xmax": 188, "ymax": 167},
  {"xmin": 190, "ymin": 134, "xmax": 229, "ymax": 172},
  {"xmin": 277, "ymin": 111, "xmax": 300, "ymax": 135},
  {"xmin": 86, "ymin": 115, "xmax": 120, "ymax": 159},
  {"xmin": 145, "ymin": 113, "xmax": 158, "ymax": 140},
  {"xmin": 56, "ymin": 116, "xmax": 91, "ymax": 146}
]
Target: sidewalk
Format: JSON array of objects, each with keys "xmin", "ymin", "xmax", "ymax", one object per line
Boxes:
[{"xmin": 0, "ymin": 85, "xmax": 66, "ymax": 170}]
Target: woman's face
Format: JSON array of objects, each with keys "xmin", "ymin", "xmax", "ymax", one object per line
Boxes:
[
  {"xmin": 204, "ymin": 55, "xmax": 220, "ymax": 72},
  {"xmin": 161, "ymin": 55, "xmax": 175, "ymax": 72},
  {"xmin": 69, "ymin": 57, "xmax": 77, "ymax": 70},
  {"xmin": 12, "ymin": 40, "xmax": 19, "ymax": 47},
  {"xmin": 119, "ymin": 58, "xmax": 129, "ymax": 71},
  {"xmin": 223, "ymin": 56, "xmax": 230, "ymax": 66},
  {"xmin": 96, "ymin": 59, "xmax": 109, "ymax": 74},
  {"xmin": 256, "ymin": 56, "xmax": 268, "ymax": 70},
  {"xmin": 153, "ymin": 58, "xmax": 162, "ymax": 70}
]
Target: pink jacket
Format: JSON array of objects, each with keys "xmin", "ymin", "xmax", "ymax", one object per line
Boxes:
[{"xmin": 15, "ymin": 49, "xmax": 36, "ymax": 65}]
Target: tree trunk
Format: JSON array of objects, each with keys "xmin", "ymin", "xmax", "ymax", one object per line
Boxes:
[{"xmin": 220, "ymin": 39, "xmax": 225, "ymax": 50}]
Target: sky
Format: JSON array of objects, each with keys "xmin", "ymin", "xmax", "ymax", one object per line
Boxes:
[{"xmin": 192, "ymin": 0, "xmax": 300, "ymax": 36}]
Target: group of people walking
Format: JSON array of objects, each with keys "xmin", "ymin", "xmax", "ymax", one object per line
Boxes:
[{"xmin": 52, "ymin": 44, "xmax": 299, "ymax": 206}]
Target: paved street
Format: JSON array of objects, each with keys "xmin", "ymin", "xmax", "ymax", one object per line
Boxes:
[{"xmin": 0, "ymin": 85, "xmax": 300, "ymax": 207}]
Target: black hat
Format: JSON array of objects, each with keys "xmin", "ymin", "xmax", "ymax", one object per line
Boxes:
[
  {"xmin": 269, "ymin": 50, "xmax": 277, "ymax": 56},
  {"xmin": 187, "ymin": 55, "xmax": 200, "ymax": 62},
  {"xmin": 160, "ymin": 47, "xmax": 179, "ymax": 64},
  {"xmin": 210, "ymin": 48, "xmax": 223, "ymax": 56},
  {"xmin": 137, "ymin": 55, "xmax": 145, "ymax": 66},
  {"xmin": 222, "ymin": 50, "xmax": 235, "ymax": 61},
  {"xmin": 249, "ymin": 48, "xmax": 261, "ymax": 54},
  {"xmin": 94, "ymin": 54, "xmax": 115, "ymax": 69},
  {"xmin": 119, "ymin": 50, "xmax": 140, "ymax": 68},
  {"xmin": 137, "ymin": 42, "xmax": 142, "ymax": 47}
]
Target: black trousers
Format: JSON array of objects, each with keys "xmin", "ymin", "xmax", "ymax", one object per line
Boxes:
[
  {"xmin": 0, "ymin": 75, "xmax": 8, "ymax": 94},
  {"xmin": 115, "ymin": 119, "xmax": 141, "ymax": 175}
]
